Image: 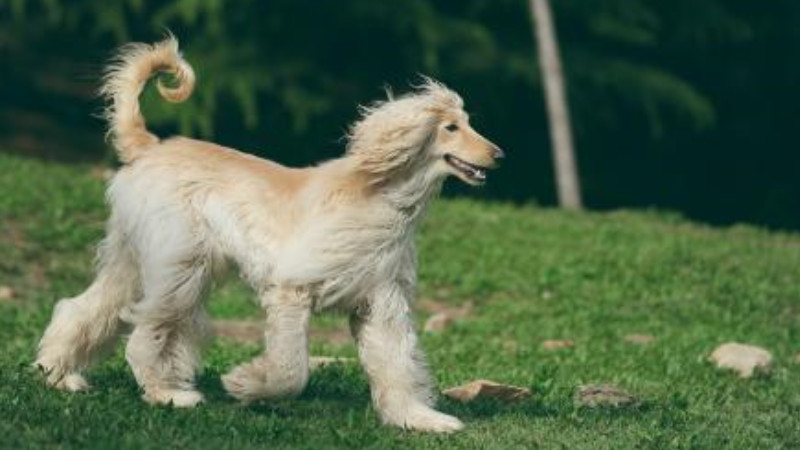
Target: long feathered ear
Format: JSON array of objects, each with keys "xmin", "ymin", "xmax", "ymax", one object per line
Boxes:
[
  {"xmin": 347, "ymin": 110, "xmax": 438, "ymax": 183},
  {"xmin": 346, "ymin": 78, "xmax": 463, "ymax": 184}
]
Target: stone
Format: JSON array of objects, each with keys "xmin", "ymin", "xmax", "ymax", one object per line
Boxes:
[
  {"xmin": 574, "ymin": 384, "xmax": 638, "ymax": 408},
  {"xmin": 709, "ymin": 342, "xmax": 773, "ymax": 378},
  {"xmin": 443, "ymin": 379, "xmax": 531, "ymax": 403}
]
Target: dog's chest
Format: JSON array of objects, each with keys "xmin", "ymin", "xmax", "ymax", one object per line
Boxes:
[
  {"xmin": 274, "ymin": 209, "xmax": 417, "ymax": 310},
  {"xmin": 315, "ymin": 237, "xmax": 414, "ymax": 310}
]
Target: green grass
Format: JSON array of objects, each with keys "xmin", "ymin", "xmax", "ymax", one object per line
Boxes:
[{"xmin": 1, "ymin": 152, "xmax": 799, "ymax": 449}]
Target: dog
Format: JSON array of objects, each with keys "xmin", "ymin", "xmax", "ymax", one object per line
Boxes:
[{"xmin": 35, "ymin": 37, "xmax": 503, "ymax": 433}]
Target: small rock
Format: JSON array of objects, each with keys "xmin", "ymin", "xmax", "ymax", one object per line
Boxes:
[
  {"xmin": 309, "ymin": 356, "xmax": 354, "ymax": 370},
  {"xmin": 709, "ymin": 342, "xmax": 773, "ymax": 378},
  {"xmin": 574, "ymin": 384, "xmax": 638, "ymax": 408},
  {"xmin": 542, "ymin": 339, "xmax": 574, "ymax": 350},
  {"xmin": 794, "ymin": 353, "xmax": 800, "ymax": 364},
  {"xmin": 0, "ymin": 286, "xmax": 15, "ymax": 301},
  {"xmin": 624, "ymin": 334, "xmax": 655, "ymax": 345},
  {"xmin": 443, "ymin": 379, "xmax": 532, "ymax": 403}
]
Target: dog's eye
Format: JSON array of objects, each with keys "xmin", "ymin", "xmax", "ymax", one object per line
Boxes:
[{"xmin": 445, "ymin": 124, "xmax": 459, "ymax": 132}]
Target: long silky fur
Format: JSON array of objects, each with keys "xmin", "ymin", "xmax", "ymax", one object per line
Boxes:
[{"xmin": 35, "ymin": 37, "xmax": 499, "ymax": 433}]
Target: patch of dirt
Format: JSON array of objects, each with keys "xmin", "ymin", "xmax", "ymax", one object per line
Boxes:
[
  {"xmin": 2, "ymin": 220, "xmax": 27, "ymax": 249},
  {"xmin": 501, "ymin": 339, "xmax": 519, "ymax": 354},
  {"xmin": 541, "ymin": 339, "xmax": 574, "ymax": 350},
  {"xmin": 309, "ymin": 356, "xmax": 355, "ymax": 369},
  {"xmin": 310, "ymin": 326, "xmax": 351, "ymax": 346},
  {"xmin": 213, "ymin": 320, "xmax": 262, "ymax": 342},
  {"xmin": 418, "ymin": 297, "xmax": 473, "ymax": 333},
  {"xmin": 212, "ymin": 319, "xmax": 351, "ymax": 346},
  {"xmin": 418, "ymin": 297, "xmax": 472, "ymax": 315},
  {"xmin": 780, "ymin": 306, "xmax": 800, "ymax": 319},
  {"xmin": 0, "ymin": 286, "xmax": 15, "ymax": 302},
  {"xmin": 423, "ymin": 312, "xmax": 454, "ymax": 332},
  {"xmin": 1, "ymin": 219, "xmax": 50, "ymax": 298},
  {"xmin": 624, "ymin": 334, "xmax": 656, "ymax": 345}
]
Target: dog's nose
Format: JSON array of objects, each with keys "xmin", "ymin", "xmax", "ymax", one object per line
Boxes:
[{"xmin": 492, "ymin": 145, "xmax": 505, "ymax": 160}]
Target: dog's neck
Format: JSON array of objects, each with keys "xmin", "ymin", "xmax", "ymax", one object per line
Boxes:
[
  {"xmin": 336, "ymin": 152, "xmax": 444, "ymax": 225},
  {"xmin": 379, "ymin": 166, "xmax": 444, "ymax": 223}
]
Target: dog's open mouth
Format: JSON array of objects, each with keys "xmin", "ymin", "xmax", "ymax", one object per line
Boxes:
[{"xmin": 444, "ymin": 154, "xmax": 488, "ymax": 184}]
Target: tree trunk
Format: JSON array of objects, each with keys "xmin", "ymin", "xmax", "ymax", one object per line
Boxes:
[{"xmin": 529, "ymin": 0, "xmax": 583, "ymax": 210}]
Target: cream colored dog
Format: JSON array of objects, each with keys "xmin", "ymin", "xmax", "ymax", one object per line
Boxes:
[{"xmin": 35, "ymin": 37, "xmax": 503, "ymax": 433}]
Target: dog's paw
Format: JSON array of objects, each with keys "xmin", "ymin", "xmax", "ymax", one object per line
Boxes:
[
  {"xmin": 169, "ymin": 390, "xmax": 205, "ymax": 408},
  {"xmin": 385, "ymin": 404, "xmax": 465, "ymax": 433},
  {"xmin": 143, "ymin": 389, "xmax": 204, "ymax": 408},
  {"xmin": 34, "ymin": 362, "xmax": 90, "ymax": 393},
  {"xmin": 222, "ymin": 359, "xmax": 307, "ymax": 403},
  {"xmin": 55, "ymin": 373, "xmax": 91, "ymax": 392},
  {"xmin": 221, "ymin": 363, "xmax": 261, "ymax": 403}
]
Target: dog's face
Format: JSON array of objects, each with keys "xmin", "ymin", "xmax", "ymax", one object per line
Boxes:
[
  {"xmin": 428, "ymin": 112, "xmax": 504, "ymax": 186},
  {"xmin": 347, "ymin": 80, "xmax": 503, "ymax": 188}
]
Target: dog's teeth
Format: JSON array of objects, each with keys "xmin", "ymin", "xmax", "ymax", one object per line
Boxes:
[{"xmin": 447, "ymin": 155, "xmax": 487, "ymax": 182}]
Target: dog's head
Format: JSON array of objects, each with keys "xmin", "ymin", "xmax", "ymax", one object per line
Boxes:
[{"xmin": 347, "ymin": 78, "xmax": 503, "ymax": 187}]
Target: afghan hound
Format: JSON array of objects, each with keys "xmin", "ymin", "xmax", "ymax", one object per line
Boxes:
[{"xmin": 35, "ymin": 37, "xmax": 503, "ymax": 433}]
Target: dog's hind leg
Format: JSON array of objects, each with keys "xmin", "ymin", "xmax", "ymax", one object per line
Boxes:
[
  {"xmin": 124, "ymin": 259, "xmax": 212, "ymax": 408},
  {"xmin": 35, "ymin": 230, "xmax": 140, "ymax": 392},
  {"xmin": 222, "ymin": 285, "xmax": 311, "ymax": 402}
]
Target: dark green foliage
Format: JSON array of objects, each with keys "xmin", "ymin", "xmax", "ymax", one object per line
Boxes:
[{"xmin": 1, "ymin": 0, "xmax": 799, "ymax": 228}]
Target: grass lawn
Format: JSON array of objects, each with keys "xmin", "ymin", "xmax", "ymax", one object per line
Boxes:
[{"xmin": 1, "ymin": 152, "xmax": 799, "ymax": 449}]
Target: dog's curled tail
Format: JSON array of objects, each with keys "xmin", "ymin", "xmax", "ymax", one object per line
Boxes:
[{"xmin": 100, "ymin": 36, "xmax": 195, "ymax": 163}]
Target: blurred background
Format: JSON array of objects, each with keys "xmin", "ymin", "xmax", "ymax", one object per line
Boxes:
[{"xmin": 1, "ymin": 0, "xmax": 798, "ymax": 229}]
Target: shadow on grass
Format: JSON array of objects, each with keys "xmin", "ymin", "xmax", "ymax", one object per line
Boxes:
[
  {"xmin": 14, "ymin": 360, "xmax": 690, "ymax": 437},
  {"xmin": 201, "ymin": 364, "xmax": 560, "ymax": 422},
  {"xmin": 444, "ymin": 396, "xmax": 557, "ymax": 421},
  {"xmin": 26, "ymin": 355, "xmax": 675, "ymax": 429},
  {"xmin": 191, "ymin": 364, "xmax": 373, "ymax": 418}
]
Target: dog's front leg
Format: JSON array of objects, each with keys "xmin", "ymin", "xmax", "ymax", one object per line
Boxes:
[
  {"xmin": 351, "ymin": 284, "xmax": 464, "ymax": 433},
  {"xmin": 222, "ymin": 286, "xmax": 310, "ymax": 402}
]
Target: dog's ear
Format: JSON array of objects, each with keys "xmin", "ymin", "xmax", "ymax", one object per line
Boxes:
[{"xmin": 347, "ymin": 112, "xmax": 438, "ymax": 183}]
